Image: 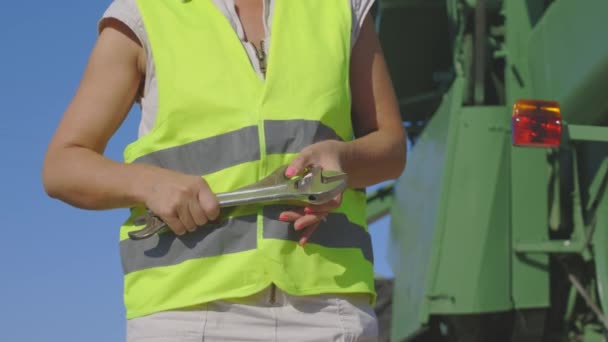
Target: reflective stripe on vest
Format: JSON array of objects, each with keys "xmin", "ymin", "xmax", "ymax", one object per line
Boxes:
[
  {"xmin": 122, "ymin": 0, "xmax": 374, "ymax": 319},
  {"xmin": 130, "ymin": 120, "xmax": 343, "ymax": 175}
]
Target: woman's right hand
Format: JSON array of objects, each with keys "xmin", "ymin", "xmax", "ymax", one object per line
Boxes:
[{"xmin": 143, "ymin": 172, "xmax": 220, "ymax": 236}]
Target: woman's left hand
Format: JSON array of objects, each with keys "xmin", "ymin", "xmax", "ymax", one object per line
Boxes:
[{"xmin": 279, "ymin": 140, "xmax": 347, "ymax": 246}]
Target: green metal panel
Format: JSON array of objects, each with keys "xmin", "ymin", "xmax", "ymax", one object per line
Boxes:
[
  {"xmin": 390, "ymin": 78, "xmax": 465, "ymax": 340},
  {"xmin": 568, "ymin": 125, "xmax": 608, "ymax": 143},
  {"xmin": 381, "ymin": 0, "xmax": 608, "ymax": 339},
  {"xmin": 429, "ymin": 105, "xmax": 512, "ymax": 314},
  {"xmin": 593, "ymin": 176, "xmax": 608, "ymax": 321},
  {"xmin": 390, "ymin": 78, "xmax": 515, "ymax": 340},
  {"xmin": 504, "ymin": 0, "xmax": 546, "ymax": 104},
  {"xmin": 510, "ymin": 146, "xmax": 552, "ymax": 309},
  {"xmin": 505, "ymin": 0, "xmax": 551, "ymax": 310},
  {"xmin": 527, "ymin": 0, "xmax": 608, "ymax": 126}
]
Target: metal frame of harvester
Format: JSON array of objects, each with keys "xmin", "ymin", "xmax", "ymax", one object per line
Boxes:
[{"xmin": 367, "ymin": 1, "xmax": 608, "ymax": 340}]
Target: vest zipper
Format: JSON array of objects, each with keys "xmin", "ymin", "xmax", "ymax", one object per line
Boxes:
[
  {"xmin": 255, "ymin": 37, "xmax": 268, "ymax": 296},
  {"xmin": 256, "ymin": 40, "xmax": 267, "ymax": 76}
]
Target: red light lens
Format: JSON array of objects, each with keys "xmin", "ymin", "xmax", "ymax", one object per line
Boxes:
[{"xmin": 512, "ymin": 99, "xmax": 562, "ymax": 148}]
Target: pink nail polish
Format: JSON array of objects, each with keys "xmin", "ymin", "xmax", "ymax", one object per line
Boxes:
[
  {"xmin": 304, "ymin": 208, "xmax": 314, "ymax": 215},
  {"xmin": 285, "ymin": 167, "xmax": 296, "ymax": 177},
  {"xmin": 279, "ymin": 214, "xmax": 289, "ymax": 221}
]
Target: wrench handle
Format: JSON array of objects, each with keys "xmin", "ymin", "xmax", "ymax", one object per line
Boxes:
[
  {"xmin": 217, "ymin": 185, "xmax": 291, "ymax": 207},
  {"xmin": 129, "ymin": 186, "xmax": 292, "ymax": 240}
]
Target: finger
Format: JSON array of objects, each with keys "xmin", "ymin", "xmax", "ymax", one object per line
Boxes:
[
  {"xmin": 164, "ymin": 215, "xmax": 187, "ymax": 236},
  {"xmin": 294, "ymin": 213, "xmax": 327, "ymax": 231},
  {"xmin": 285, "ymin": 149, "xmax": 313, "ymax": 178},
  {"xmin": 299, "ymin": 223, "xmax": 320, "ymax": 247},
  {"xmin": 304, "ymin": 194, "xmax": 343, "ymax": 214},
  {"xmin": 177, "ymin": 204, "xmax": 197, "ymax": 232},
  {"xmin": 198, "ymin": 190, "xmax": 220, "ymax": 221},
  {"xmin": 278, "ymin": 209, "xmax": 305, "ymax": 222},
  {"xmin": 189, "ymin": 199, "xmax": 208, "ymax": 227}
]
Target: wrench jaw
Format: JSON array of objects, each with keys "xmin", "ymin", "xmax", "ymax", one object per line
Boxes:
[
  {"xmin": 295, "ymin": 168, "xmax": 348, "ymax": 205},
  {"xmin": 304, "ymin": 183, "xmax": 347, "ymax": 205},
  {"xmin": 128, "ymin": 214, "xmax": 167, "ymax": 240}
]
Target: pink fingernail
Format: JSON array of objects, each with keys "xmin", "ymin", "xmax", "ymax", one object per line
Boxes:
[
  {"xmin": 304, "ymin": 208, "xmax": 314, "ymax": 215},
  {"xmin": 279, "ymin": 214, "xmax": 289, "ymax": 221},
  {"xmin": 285, "ymin": 167, "xmax": 296, "ymax": 177}
]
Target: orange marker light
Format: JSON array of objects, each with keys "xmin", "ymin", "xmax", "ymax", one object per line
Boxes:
[{"xmin": 512, "ymin": 99, "xmax": 562, "ymax": 148}]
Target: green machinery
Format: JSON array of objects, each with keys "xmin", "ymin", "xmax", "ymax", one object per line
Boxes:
[{"xmin": 366, "ymin": 0, "xmax": 608, "ymax": 340}]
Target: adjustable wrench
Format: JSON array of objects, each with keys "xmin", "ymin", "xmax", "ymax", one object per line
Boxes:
[{"xmin": 128, "ymin": 165, "xmax": 347, "ymax": 240}]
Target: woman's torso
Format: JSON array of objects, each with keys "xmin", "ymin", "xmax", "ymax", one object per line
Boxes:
[{"xmin": 100, "ymin": 0, "xmax": 375, "ymax": 137}]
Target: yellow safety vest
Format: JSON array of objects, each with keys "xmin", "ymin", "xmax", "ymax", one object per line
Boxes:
[{"xmin": 120, "ymin": 0, "xmax": 374, "ymax": 319}]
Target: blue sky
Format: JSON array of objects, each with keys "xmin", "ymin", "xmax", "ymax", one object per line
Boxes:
[{"xmin": 0, "ymin": 1, "xmax": 394, "ymax": 341}]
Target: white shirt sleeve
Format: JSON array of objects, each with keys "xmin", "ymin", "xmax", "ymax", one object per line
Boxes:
[
  {"xmin": 98, "ymin": 0, "xmax": 148, "ymax": 50},
  {"xmin": 351, "ymin": 0, "xmax": 376, "ymax": 46},
  {"xmin": 98, "ymin": 0, "xmax": 156, "ymax": 137}
]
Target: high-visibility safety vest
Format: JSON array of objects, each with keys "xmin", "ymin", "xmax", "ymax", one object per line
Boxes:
[{"xmin": 120, "ymin": 0, "xmax": 374, "ymax": 319}]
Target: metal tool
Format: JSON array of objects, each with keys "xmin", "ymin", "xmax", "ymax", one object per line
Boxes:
[{"xmin": 128, "ymin": 165, "xmax": 347, "ymax": 240}]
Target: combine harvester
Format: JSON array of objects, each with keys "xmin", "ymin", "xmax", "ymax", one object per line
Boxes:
[{"xmin": 367, "ymin": 0, "xmax": 608, "ymax": 340}]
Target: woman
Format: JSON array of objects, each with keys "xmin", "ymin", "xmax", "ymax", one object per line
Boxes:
[{"xmin": 43, "ymin": 0, "xmax": 406, "ymax": 340}]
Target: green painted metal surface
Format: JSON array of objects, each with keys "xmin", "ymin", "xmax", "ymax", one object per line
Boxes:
[
  {"xmin": 593, "ymin": 187, "xmax": 608, "ymax": 331},
  {"xmin": 505, "ymin": 4, "xmax": 608, "ymax": 316},
  {"xmin": 568, "ymin": 125, "xmax": 608, "ymax": 143},
  {"xmin": 509, "ymin": 146, "xmax": 552, "ymax": 309},
  {"xmin": 376, "ymin": 0, "xmax": 608, "ymax": 340},
  {"xmin": 527, "ymin": 0, "xmax": 608, "ymax": 126},
  {"xmin": 505, "ymin": 0, "xmax": 551, "ymax": 311},
  {"xmin": 429, "ymin": 105, "xmax": 512, "ymax": 314},
  {"xmin": 389, "ymin": 77, "xmax": 515, "ymax": 339},
  {"xmin": 390, "ymin": 78, "xmax": 465, "ymax": 340}
]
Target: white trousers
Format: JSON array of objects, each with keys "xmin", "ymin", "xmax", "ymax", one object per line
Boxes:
[{"xmin": 127, "ymin": 286, "xmax": 378, "ymax": 342}]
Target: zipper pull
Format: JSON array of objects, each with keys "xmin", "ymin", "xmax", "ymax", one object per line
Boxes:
[{"xmin": 257, "ymin": 40, "xmax": 267, "ymax": 75}]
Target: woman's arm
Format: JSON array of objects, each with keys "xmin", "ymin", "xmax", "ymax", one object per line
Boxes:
[
  {"xmin": 282, "ymin": 14, "xmax": 406, "ymax": 245},
  {"xmin": 345, "ymin": 12, "xmax": 407, "ymax": 186},
  {"xmin": 285, "ymin": 14, "xmax": 406, "ymax": 188},
  {"xmin": 43, "ymin": 20, "xmax": 144, "ymax": 209},
  {"xmin": 42, "ymin": 20, "xmax": 219, "ymax": 235}
]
